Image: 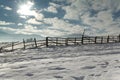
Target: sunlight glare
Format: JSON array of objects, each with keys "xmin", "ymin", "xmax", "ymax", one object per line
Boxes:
[{"xmin": 17, "ymin": 1, "xmax": 34, "ymax": 16}]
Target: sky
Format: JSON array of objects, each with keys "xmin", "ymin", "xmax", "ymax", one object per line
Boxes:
[{"xmin": 0, "ymin": 0, "xmax": 120, "ymax": 42}]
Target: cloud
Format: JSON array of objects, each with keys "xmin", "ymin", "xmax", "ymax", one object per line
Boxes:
[
  {"xmin": 4, "ymin": 6, "xmax": 12, "ymax": 10},
  {"xmin": 18, "ymin": 10, "xmax": 44, "ymax": 20},
  {"xmin": 0, "ymin": 18, "xmax": 84, "ymax": 37},
  {"xmin": 43, "ymin": 2, "xmax": 61, "ymax": 13},
  {"xmin": 0, "ymin": 21, "xmax": 14, "ymax": 25},
  {"xmin": 34, "ymin": 13, "xmax": 44, "ymax": 20},
  {"xmin": 44, "ymin": 5, "xmax": 58, "ymax": 13},
  {"xmin": 1, "ymin": 0, "xmax": 120, "ymax": 37},
  {"xmin": 0, "ymin": 25, "xmax": 39, "ymax": 35},
  {"xmin": 61, "ymin": 0, "xmax": 120, "ymax": 35},
  {"xmin": 26, "ymin": 18, "xmax": 42, "ymax": 25},
  {"xmin": 15, "ymin": 25, "xmax": 38, "ymax": 35},
  {"xmin": 0, "ymin": 25, "xmax": 67, "ymax": 37},
  {"xmin": 49, "ymin": 2, "xmax": 61, "ymax": 8},
  {"xmin": 16, "ymin": 1, "xmax": 44, "ymax": 20},
  {"xmin": 62, "ymin": 0, "xmax": 88, "ymax": 20},
  {"xmin": 44, "ymin": 17, "xmax": 84, "ymax": 35},
  {"xmin": 17, "ymin": 23, "xmax": 23, "ymax": 26},
  {"xmin": 0, "ymin": 5, "xmax": 12, "ymax": 10},
  {"xmin": 62, "ymin": 6, "xmax": 80, "ymax": 20}
]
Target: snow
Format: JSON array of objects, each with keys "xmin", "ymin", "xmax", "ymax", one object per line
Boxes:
[{"xmin": 0, "ymin": 43, "xmax": 120, "ymax": 80}]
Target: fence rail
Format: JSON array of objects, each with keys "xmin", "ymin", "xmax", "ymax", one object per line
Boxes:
[{"xmin": 0, "ymin": 34, "xmax": 120, "ymax": 52}]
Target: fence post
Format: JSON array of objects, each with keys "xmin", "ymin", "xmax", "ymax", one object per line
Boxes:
[
  {"xmin": 0, "ymin": 47, "xmax": 2, "ymax": 53},
  {"xmin": 101, "ymin": 37, "xmax": 103, "ymax": 44},
  {"xmin": 12, "ymin": 42, "xmax": 14, "ymax": 51},
  {"xmin": 23, "ymin": 39, "xmax": 26, "ymax": 49},
  {"xmin": 88, "ymin": 37, "xmax": 90, "ymax": 43},
  {"xmin": 65, "ymin": 38, "xmax": 68, "ymax": 46},
  {"xmin": 56, "ymin": 38, "xmax": 58, "ymax": 46},
  {"xmin": 107, "ymin": 35, "xmax": 110, "ymax": 43},
  {"xmin": 95, "ymin": 36, "xmax": 97, "ymax": 44},
  {"xmin": 119, "ymin": 34, "xmax": 120, "ymax": 42},
  {"xmin": 81, "ymin": 35, "xmax": 84, "ymax": 44},
  {"xmin": 46, "ymin": 37, "xmax": 48, "ymax": 47},
  {"xmin": 34, "ymin": 38, "xmax": 37, "ymax": 48}
]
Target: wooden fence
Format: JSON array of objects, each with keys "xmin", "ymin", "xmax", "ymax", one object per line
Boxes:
[
  {"xmin": 0, "ymin": 38, "xmax": 46, "ymax": 52},
  {"xmin": 0, "ymin": 34, "xmax": 120, "ymax": 52},
  {"xmin": 46, "ymin": 34, "xmax": 120, "ymax": 47}
]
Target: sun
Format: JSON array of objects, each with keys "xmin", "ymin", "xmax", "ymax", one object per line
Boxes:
[{"xmin": 17, "ymin": 1, "xmax": 34, "ymax": 16}]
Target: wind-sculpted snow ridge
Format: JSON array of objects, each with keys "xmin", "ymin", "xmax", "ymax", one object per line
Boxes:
[{"xmin": 0, "ymin": 43, "xmax": 120, "ymax": 80}]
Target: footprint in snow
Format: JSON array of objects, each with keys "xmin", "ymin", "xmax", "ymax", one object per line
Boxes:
[
  {"xmin": 98, "ymin": 62, "xmax": 109, "ymax": 68},
  {"xmin": 54, "ymin": 76, "xmax": 63, "ymax": 79},
  {"xmin": 72, "ymin": 76, "xmax": 84, "ymax": 80},
  {"xmin": 81, "ymin": 66, "xmax": 96, "ymax": 69},
  {"xmin": 115, "ymin": 66, "xmax": 120, "ymax": 68},
  {"xmin": 89, "ymin": 74, "xmax": 101, "ymax": 77},
  {"xmin": 115, "ymin": 60, "xmax": 119, "ymax": 63},
  {"xmin": 25, "ymin": 73, "xmax": 34, "ymax": 77},
  {"xmin": 49, "ymin": 67, "xmax": 66, "ymax": 70}
]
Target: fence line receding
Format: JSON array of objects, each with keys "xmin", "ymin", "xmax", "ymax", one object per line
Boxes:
[{"xmin": 0, "ymin": 34, "xmax": 120, "ymax": 52}]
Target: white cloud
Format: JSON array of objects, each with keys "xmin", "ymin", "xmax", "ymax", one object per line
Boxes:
[
  {"xmin": 26, "ymin": 18, "xmax": 42, "ymax": 25},
  {"xmin": 63, "ymin": 6, "xmax": 80, "ymax": 20},
  {"xmin": 0, "ymin": 21, "xmax": 14, "ymax": 25},
  {"xmin": 0, "ymin": 25, "xmax": 39, "ymax": 35},
  {"xmin": 62, "ymin": 0, "xmax": 88, "ymax": 20},
  {"xmin": 44, "ymin": 17, "xmax": 72, "ymax": 29},
  {"xmin": 34, "ymin": 13, "xmax": 44, "ymax": 20},
  {"xmin": 0, "ymin": 18, "xmax": 84, "ymax": 37},
  {"xmin": 40, "ymin": 29, "xmax": 67, "ymax": 37},
  {"xmin": 49, "ymin": 2, "xmax": 61, "ymax": 8},
  {"xmin": 19, "ymin": 16, "xmax": 27, "ymax": 19},
  {"xmin": 17, "ymin": 23, "xmax": 23, "ymax": 26},
  {"xmin": 0, "ymin": 5, "xmax": 12, "ymax": 10},
  {"xmin": 44, "ymin": 17, "xmax": 84, "ymax": 35},
  {"xmin": 4, "ymin": 6, "xmax": 12, "ymax": 10},
  {"xmin": 1, "ymin": 0, "xmax": 120, "ymax": 37},
  {"xmin": 0, "ymin": 27, "xmax": 16, "ymax": 33},
  {"xmin": 61, "ymin": 0, "xmax": 120, "ymax": 35},
  {"xmin": 18, "ymin": 10, "xmax": 44, "ymax": 20},
  {"xmin": 17, "ymin": 1, "xmax": 44, "ymax": 20},
  {"xmin": 0, "ymin": 25, "xmax": 67, "ymax": 37},
  {"xmin": 44, "ymin": 6, "xmax": 58, "ymax": 13}
]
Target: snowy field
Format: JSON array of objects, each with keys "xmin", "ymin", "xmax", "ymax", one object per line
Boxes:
[{"xmin": 0, "ymin": 43, "xmax": 120, "ymax": 80}]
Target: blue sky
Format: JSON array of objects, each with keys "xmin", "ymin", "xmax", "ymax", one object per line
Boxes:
[{"xmin": 0, "ymin": 0, "xmax": 120, "ymax": 42}]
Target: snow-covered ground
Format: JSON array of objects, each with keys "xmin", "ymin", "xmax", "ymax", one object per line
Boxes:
[{"xmin": 0, "ymin": 43, "xmax": 120, "ymax": 80}]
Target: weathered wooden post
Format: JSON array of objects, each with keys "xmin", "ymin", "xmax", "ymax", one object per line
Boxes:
[
  {"xmin": 88, "ymin": 37, "xmax": 90, "ymax": 43},
  {"xmin": 46, "ymin": 37, "xmax": 48, "ymax": 47},
  {"xmin": 12, "ymin": 42, "xmax": 14, "ymax": 51},
  {"xmin": 81, "ymin": 29, "xmax": 86, "ymax": 44},
  {"xmin": 34, "ymin": 38, "xmax": 37, "ymax": 48},
  {"xmin": 23, "ymin": 39, "xmax": 26, "ymax": 49},
  {"xmin": 101, "ymin": 37, "xmax": 103, "ymax": 44},
  {"xmin": 0, "ymin": 47, "xmax": 2, "ymax": 53},
  {"xmin": 65, "ymin": 38, "xmax": 68, "ymax": 46},
  {"xmin": 119, "ymin": 34, "xmax": 120, "ymax": 42},
  {"xmin": 81, "ymin": 35, "xmax": 84, "ymax": 44},
  {"xmin": 107, "ymin": 35, "xmax": 110, "ymax": 43},
  {"xmin": 95, "ymin": 36, "xmax": 97, "ymax": 44}
]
